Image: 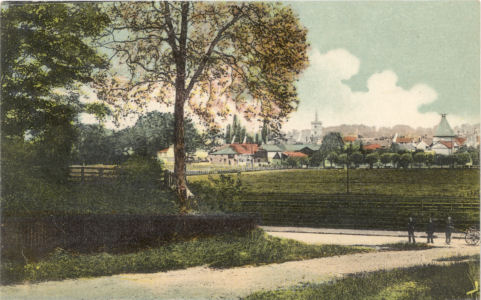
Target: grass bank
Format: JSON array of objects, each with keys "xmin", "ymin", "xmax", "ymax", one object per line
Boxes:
[
  {"xmin": 189, "ymin": 169, "xmax": 479, "ymax": 197},
  {"xmin": 245, "ymin": 255, "xmax": 480, "ymax": 300},
  {"xmin": 189, "ymin": 169, "xmax": 479, "ymax": 230},
  {"xmin": 1, "ymin": 229, "xmax": 371, "ymax": 285}
]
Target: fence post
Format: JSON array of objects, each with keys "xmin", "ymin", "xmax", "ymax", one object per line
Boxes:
[
  {"xmin": 98, "ymin": 168, "xmax": 104, "ymax": 179},
  {"xmin": 81, "ymin": 167, "xmax": 85, "ymax": 182}
]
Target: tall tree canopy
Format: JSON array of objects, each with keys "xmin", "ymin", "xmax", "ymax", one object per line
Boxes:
[
  {"xmin": 1, "ymin": 3, "xmax": 109, "ymax": 180},
  {"xmin": 95, "ymin": 2, "xmax": 309, "ymax": 211},
  {"xmin": 1, "ymin": 3, "xmax": 109, "ymax": 138}
]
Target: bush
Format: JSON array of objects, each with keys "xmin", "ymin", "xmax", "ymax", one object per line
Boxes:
[
  {"xmin": 399, "ymin": 153, "xmax": 413, "ymax": 168},
  {"xmin": 365, "ymin": 153, "xmax": 379, "ymax": 168},
  {"xmin": 190, "ymin": 174, "xmax": 243, "ymax": 212},
  {"xmin": 1, "ymin": 229, "xmax": 370, "ymax": 284},
  {"xmin": 117, "ymin": 155, "xmax": 164, "ymax": 184}
]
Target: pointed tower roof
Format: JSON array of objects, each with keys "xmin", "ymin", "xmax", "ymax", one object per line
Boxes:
[{"xmin": 434, "ymin": 114, "xmax": 455, "ymax": 137}]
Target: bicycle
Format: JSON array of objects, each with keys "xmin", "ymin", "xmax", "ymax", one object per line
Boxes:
[{"xmin": 465, "ymin": 226, "xmax": 480, "ymax": 246}]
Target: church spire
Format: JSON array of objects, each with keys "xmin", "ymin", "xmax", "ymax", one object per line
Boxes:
[{"xmin": 315, "ymin": 110, "xmax": 318, "ymax": 122}]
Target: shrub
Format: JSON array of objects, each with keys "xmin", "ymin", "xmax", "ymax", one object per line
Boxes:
[
  {"xmin": 365, "ymin": 153, "xmax": 379, "ymax": 168},
  {"xmin": 190, "ymin": 173, "xmax": 243, "ymax": 212},
  {"xmin": 380, "ymin": 153, "xmax": 392, "ymax": 167},
  {"xmin": 117, "ymin": 155, "xmax": 164, "ymax": 184},
  {"xmin": 399, "ymin": 153, "xmax": 413, "ymax": 168}
]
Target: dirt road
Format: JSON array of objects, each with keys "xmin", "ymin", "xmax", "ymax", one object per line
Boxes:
[{"xmin": 1, "ymin": 228, "xmax": 478, "ymax": 300}]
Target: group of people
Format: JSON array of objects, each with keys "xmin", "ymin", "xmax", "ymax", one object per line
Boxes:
[{"xmin": 407, "ymin": 216, "xmax": 454, "ymax": 244}]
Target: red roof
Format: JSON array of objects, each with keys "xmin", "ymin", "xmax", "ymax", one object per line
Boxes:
[
  {"xmin": 158, "ymin": 147, "xmax": 170, "ymax": 153},
  {"xmin": 229, "ymin": 143, "xmax": 259, "ymax": 155},
  {"xmin": 455, "ymin": 137, "xmax": 466, "ymax": 145},
  {"xmin": 282, "ymin": 151, "xmax": 308, "ymax": 158},
  {"xmin": 396, "ymin": 137, "xmax": 413, "ymax": 143},
  {"xmin": 440, "ymin": 141, "xmax": 454, "ymax": 149},
  {"xmin": 363, "ymin": 143, "xmax": 381, "ymax": 150},
  {"xmin": 343, "ymin": 136, "xmax": 357, "ymax": 142}
]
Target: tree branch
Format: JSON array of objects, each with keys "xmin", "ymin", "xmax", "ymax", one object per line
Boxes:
[{"xmin": 185, "ymin": 10, "xmax": 244, "ymax": 96}]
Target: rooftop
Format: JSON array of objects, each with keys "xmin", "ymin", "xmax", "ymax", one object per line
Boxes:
[{"xmin": 434, "ymin": 114, "xmax": 455, "ymax": 137}]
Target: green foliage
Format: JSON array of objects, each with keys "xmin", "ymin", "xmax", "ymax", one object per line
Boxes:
[
  {"xmin": 425, "ymin": 153, "xmax": 435, "ymax": 167},
  {"xmin": 380, "ymin": 153, "xmax": 392, "ymax": 167},
  {"xmin": 309, "ymin": 151, "xmax": 324, "ymax": 167},
  {"xmin": 470, "ymin": 151, "xmax": 480, "ymax": 166},
  {"xmin": 1, "ymin": 2, "xmax": 108, "ymax": 138},
  {"xmin": 337, "ymin": 153, "xmax": 348, "ymax": 167},
  {"xmin": 72, "ymin": 112, "xmax": 202, "ymax": 164},
  {"xmin": 455, "ymin": 152, "xmax": 471, "ymax": 166},
  {"xmin": 189, "ymin": 169, "xmax": 479, "ymax": 230},
  {"xmin": 246, "ymin": 256, "xmax": 480, "ymax": 300},
  {"xmin": 1, "ymin": 229, "xmax": 370, "ymax": 284},
  {"xmin": 399, "ymin": 153, "xmax": 413, "ymax": 168},
  {"xmin": 84, "ymin": 103, "xmax": 111, "ymax": 124},
  {"xmin": 350, "ymin": 151, "xmax": 363, "ymax": 167},
  {"xmin": 380, "ymin": 242, "xmax": 433, "ymax": 251},
  {"xmin": 118, "ymin": 155, "xmax": 164, "ymax": 185},
  {"xmin": 391, "ymin": 153, "xmax": 401, "ymax": 168},
  {"xmin": 1, "ymin": 150, "xmax": 176, "ymax": 216},
  {"xmin": 321, "ymin": 132, "xmax": 344, "ymax": 155},
  {"xmin": 326, "ymin": 152, "xmax": 339, "ymax": 167},
  {"xmin": 190, "ymin": 174, "xmax": 244, "ymax": 212},
  {"xmin": 365, "ymin": 153, "xmax": 379, "ymax": 168}
]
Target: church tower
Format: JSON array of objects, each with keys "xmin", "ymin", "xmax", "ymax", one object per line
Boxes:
[{"xmin": 311, "ymin": 110, "xmax": 322, "ymax": 142}]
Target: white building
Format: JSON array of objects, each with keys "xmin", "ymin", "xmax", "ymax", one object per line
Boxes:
[{"xmin": 430, "ymin": 114, "xmax": 457, "ymax": 155}]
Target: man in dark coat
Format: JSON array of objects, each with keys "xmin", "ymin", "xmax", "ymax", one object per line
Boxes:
[
  {"xmin": 426, "ymin": 218, "xmax": 434, "ymax": 243},
  {"xmin": 446, "ymin": 216, "xmax": 454, "ymax": 245},
  {"xmin": 408, "ymin": 217, "xmax": 416, "ymax": 244}
]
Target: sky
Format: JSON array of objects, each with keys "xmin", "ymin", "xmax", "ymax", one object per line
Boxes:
[
  {"xmin": 81, "ymin": 1, "xmax": 480, "ymax": 132},
  {"xmin": 284, "ymin": 1, "xmax": 480, "ymax": 130}
]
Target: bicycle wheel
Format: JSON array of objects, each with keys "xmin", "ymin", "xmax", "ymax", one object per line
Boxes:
[{"xmin": 465, "ymin": 229, "xmax": 480, "ymax": 246}]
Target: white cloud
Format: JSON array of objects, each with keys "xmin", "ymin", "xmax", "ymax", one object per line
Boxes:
[{"xmin": 285, "ymin": 48, "xmax": 473, "ymax": 130}]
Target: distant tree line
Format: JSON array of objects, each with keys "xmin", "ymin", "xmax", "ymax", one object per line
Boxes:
[
  {"xmin": 72, "ymin": 111, "xmax": 204, "ymax": 165},
  {"xmin": 306, "ymin": 132, "xmax": 479, "ymax": 169}
]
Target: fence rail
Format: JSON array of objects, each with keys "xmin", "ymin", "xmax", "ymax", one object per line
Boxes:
[{"xmin": 69, "ymin": 166, "xmax": 118, "ymax": 181}]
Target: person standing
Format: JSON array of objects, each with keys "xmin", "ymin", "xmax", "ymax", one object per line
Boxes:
[
  {"xmin": 446, "ymin": 216, "xmax": 454, "ymax": 245},
  {"xmin": 426, "ymin": 218, "xmax": 434, "ymax": 243},
  {"xmin": 408, "ymin": 217, "xmax": 416, "ymax": 244}
]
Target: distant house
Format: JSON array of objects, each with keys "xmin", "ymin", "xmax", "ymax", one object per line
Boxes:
[
  {"xmin": 157, "ymin": 145, "xmax": 175, "ymax": 162},
  {"xmin": 363, "ymin": 143, "xmax": 382, "ymax": 151},
  {"xmin": 207, "ymin": 143, "xmax": 264, "ymax": 165},
  {"xmin": 415, "ymin": 140, "xmax": 429, "ymax": 151},
  {"xmin": 429, "ymin": 114, "xmax": 459, "ymax": 155},
  {"xmin": 260, "ymin": 144, "xmax": 320, "ymax": 163},
  {"xmin": 281, "ymin": 151, "xmax": 308, "ymax": 159},
  {"xmin": 431, "ymin": 141, "xmax": 458, "ymax": 155},
  {"xmin": 343, "ymin": 136, "xmax": 357, "ymax": 143}
]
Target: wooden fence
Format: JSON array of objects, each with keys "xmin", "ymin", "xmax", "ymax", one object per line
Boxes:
[{"xmin": 69, "ymin": 166, "xmax": 118, "ymax": 181}]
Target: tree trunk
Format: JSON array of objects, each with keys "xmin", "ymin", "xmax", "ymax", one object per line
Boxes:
[
  {"xmin": 172, "ymin": 2, "xmax": 190, "ymax": 214},
  {"xmin": 174, "ymin": 89, "xmax": 188, "ymax": 213}
]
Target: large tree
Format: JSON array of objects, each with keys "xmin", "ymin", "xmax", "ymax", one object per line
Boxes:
[
  {"xmin": 1, "ymin": 3, "xmax": 109, "ymax": 180},
  {"xmin": 95, "ymin": 2, "xmax": 308, "ymax": 212}
]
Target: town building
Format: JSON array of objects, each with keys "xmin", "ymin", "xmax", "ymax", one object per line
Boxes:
[{"xmin": 207, "ymin": 143, "xmax": 264, "ymax": 165}]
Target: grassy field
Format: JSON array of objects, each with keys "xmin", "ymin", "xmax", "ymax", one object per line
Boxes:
[
  {"xmin": 1, "ymin": 229, "xmax": 371, "ymax": 285},
  {"xmin": 245, "ymin": 255, "xmax": 480, "ymax": 300},
  {"xmin": 2, "ymin": 180, "xmax": 178, "ymax": 216},
  {"xmin": 189, "ymin": 169, "xmax": 479, "ymax": 197},
  {"xmin": 189, "ymin": 169, "xmax": 480, "ymax": 230}
]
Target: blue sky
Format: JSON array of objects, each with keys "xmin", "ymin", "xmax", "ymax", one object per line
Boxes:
[{"xmin": 283, "ymin": 1, "xmax": 480, "ymax": 129}]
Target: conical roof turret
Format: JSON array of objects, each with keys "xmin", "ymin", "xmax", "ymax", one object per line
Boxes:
[{"xmin": 434, "ymin": 114, "xmax": 455, "ymax": 137}]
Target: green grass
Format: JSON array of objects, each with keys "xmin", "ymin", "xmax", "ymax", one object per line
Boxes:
[
  {"xmin": 379, "ymin": 243, "xmax": 433, "ymax": 251},
  {"xmin": 189, "ymin": 169, "xmax": 479, "ymax": 197},
  {"xmin": 189, "ymin": 169, "xmax": 480, "ymax": 230},
  {"xmin": 1, "ymin": 229, "xmax": 371, "ymax": 285},
  {"xmin": 245, "ymin": 255, "xmax": 480, "ymax": 300},
  {"xmin": 2, "ymin": 180, "xmax": 178, "ymax": 216}
]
